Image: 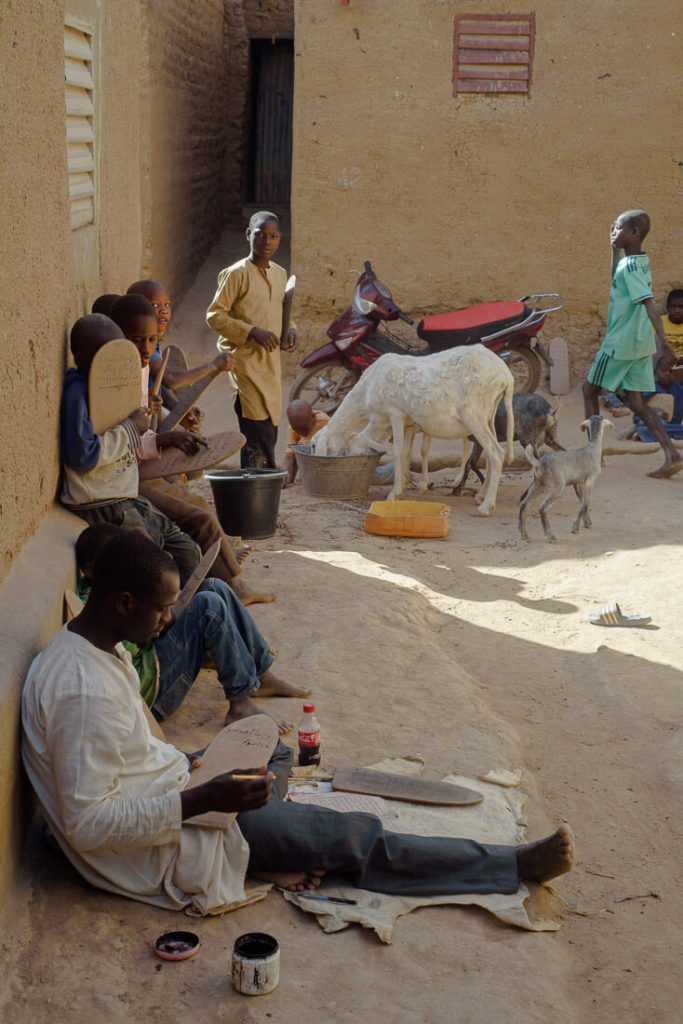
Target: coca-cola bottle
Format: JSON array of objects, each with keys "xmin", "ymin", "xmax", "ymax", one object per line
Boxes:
[{"xmin": 297, "ymin": 702, "xmax": 321, "ymax": 766}]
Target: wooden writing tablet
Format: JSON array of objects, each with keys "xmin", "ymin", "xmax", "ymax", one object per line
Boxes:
[
  {"xmin": 184, "ymin": 715, "xmax": 279, "ymax": 829},
  {"xmin": 332, "ymin": 766, "xmax": 484, "ymax": 806},
  {"xmin": 281, "ymin": 274, "xmax": 296, "ymax": 345},
  {"xmin": 138, "ymin": 429, "xmax": 245, "ymax": 481},
  {"xmin": 89, "ymin": 338, "xmax": 141, "ymax": 434},
  {"xmin": 158, "ymin": 366, "xmax": 223, "ymax": 433},
  {"xmin": 172, "ymin": 540, "xmax": 220, "ymax": 619}
]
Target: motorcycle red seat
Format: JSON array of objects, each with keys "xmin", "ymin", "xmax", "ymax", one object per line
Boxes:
[{"xmin": 417, "ymin": 301, "xmax": 528, "ymax": 351}]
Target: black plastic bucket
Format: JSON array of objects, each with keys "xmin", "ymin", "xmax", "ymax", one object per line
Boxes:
[{"xmin": 206, "ymin": 469, "xmax": 288, "ymax": 539}]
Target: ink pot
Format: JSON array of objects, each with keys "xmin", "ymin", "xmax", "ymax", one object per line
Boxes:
[{"xmin": 231, "ymin": 932, "xmax": 280, "ymax": 995}]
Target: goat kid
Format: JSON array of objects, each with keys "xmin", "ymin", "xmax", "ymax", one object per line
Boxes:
[
  {"xmin": 518, "ymin": 414, "xmax": 613, "ymax": 542},
  {"xmin": 453, "ymin": 393, "xmax": 564, "ymax": 495}
]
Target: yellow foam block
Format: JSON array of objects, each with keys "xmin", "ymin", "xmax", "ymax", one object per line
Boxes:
[{"xmin": 364, "ymin": 501, "xmax": 450, "ymax": 538}]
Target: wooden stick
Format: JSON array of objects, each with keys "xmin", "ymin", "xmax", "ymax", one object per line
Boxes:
[{"xmin": 151, "ymin": 349, "xmax": 170, "ymax": 396}]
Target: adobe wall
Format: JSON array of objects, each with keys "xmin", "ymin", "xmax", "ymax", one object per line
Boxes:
[
  {"xmin": 0, "ymin": 0, "xmax": 144, "ymax": 590},
  {"xmin": 139, "ymin": 0, "xmax": 230, "ymax": 299},
  {"xmin": 290, "ymin": 0, "xmax": 682, "ymax": 380},
  {"xmin": 223, "ymin": 0, "xmax": 294, "ymax": 222},
  {"xmin": 0, "ymin": 0, "xmax": 233, "ymax": 916}
]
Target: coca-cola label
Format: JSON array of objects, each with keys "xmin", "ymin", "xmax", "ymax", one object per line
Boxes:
[{"xmin": 298, "ymin": 730, "xmax": 320, "ymax": 746}]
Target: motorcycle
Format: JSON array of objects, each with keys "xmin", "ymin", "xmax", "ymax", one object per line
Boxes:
[{"xmin": 289, "ymin": 261, "xmax": 562, "ymax": 414}]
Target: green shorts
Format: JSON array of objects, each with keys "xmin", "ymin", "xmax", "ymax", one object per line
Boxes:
[{"xmin": 587, "ymin": 351, "xmax": 655, "ymax": 394}]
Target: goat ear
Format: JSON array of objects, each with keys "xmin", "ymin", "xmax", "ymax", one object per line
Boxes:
[
  {"xmin": 603, "ymin": 418, "xmax": 614, "ymax": 429},
  {"xmin": 580, "ymin": 418, "xmax": 590, "ymax": 433},
  {"xmin": 364, "ymin": 438, "xmax": 388, "ymax": 453}
]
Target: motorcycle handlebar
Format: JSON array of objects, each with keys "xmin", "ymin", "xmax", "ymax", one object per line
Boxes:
[{"xmin": 398, "ymin": 311, "xmax": 414, "ymax": 325}]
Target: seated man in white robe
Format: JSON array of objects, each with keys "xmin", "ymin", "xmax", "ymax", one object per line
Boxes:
[{"xmin": 21, "ymin": 532, "xmax": 574, "ymax": 916}]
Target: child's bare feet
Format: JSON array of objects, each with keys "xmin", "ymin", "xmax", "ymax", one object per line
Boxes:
[
  {"xmin": 256, "ymin": 869, "xmax": 326, "ymax": 892},
  {"xmin": 254, "ymin": 668, "xmax": 312, "ymax": 699},
  {"xmin": 648, "ymin": 452, "xmax": 683, "ymax": 478},
  {"xmin": 231, "ymin": 576, "xmax": 277, "ymax": 606},
  {"xmin": 234, "ymin": 544, "xmax": 253, "ymax": 565},
  {"xmin": 516, "ymin": 825, "xmax": 575, "ymax": 883},
  {"xmin": 224, "ymin": 697, "xmax": 293, "ymax": 735}
]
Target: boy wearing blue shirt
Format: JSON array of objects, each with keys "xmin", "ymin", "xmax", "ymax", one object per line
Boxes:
[{"xmin": 583, "ymin": 209, "xmax": 682, "ymax": 478}]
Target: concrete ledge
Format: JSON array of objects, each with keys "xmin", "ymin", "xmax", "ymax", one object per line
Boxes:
[{"xmin": 0, "ymin": 504, "xmax": 82, "ymax": 914}]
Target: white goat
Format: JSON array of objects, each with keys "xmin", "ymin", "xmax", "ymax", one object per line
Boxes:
[
  {"xmin": 311, "ymin": 344, "xmax": 514, "ymax": 516},
  {"xmin": 518, "ymin": 414, "xmax": 614, "ymax": 542}
]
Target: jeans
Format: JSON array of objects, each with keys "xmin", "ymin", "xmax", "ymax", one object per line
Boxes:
[
  {"xmin": 152, "ymin": 579, "xmax": 274, "ymax": 720},
  {"xmin": 237, "ymin": 751, "xmax": 519, "ymax": 898}
]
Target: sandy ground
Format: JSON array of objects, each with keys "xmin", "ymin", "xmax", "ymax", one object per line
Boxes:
[{"xmin": 3, "ymin": 230, "xmax": 682, "ymax": 1023}]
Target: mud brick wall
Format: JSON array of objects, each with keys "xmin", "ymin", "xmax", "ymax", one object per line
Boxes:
[
  {"xmin": 141, "ymin": 0, "xmax": 229, "ymax": 297},
  {"xmin": 223, "ymin": 0, "xmax": 294, "ymax": 221},
  {"xmin": 291, "ymin": 0, "xmax": 683, "ymax": 382}
]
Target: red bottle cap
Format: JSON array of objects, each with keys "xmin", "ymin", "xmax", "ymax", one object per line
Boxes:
[{"xmin": 303, "ymin": 702, "xmax": 315, "ymax": 712}]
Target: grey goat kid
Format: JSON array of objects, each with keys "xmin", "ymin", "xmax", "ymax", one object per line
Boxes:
[
  {"xmin": 518, "ymin": 415, "xmax": 614, "ymax": 542},
  {"xmin": 452, "ymin": 393, "xmax": 564, "ymax": 495}
]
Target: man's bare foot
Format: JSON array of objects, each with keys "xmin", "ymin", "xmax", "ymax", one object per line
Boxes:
[
  {"xmin": 224, "ymin": 697, "xmax": 293, "ymax": 736},
  {"xmin": 516, "ymin": 825, "xmax": 575, "ymax": 884},
  {"xmin": 254, "ymin": 668, "xmax": 312, "ymax": 699},
  {"xmin": 231, "ymin": 576, "xmax": 277, "ymax": 606},
  {"xmin": 255, "ymin": 869, "xmax": 326, "ymax": 892},
  {"xmin": 648, "ymin": 454, "xmax": 683, "ymax": 478}
]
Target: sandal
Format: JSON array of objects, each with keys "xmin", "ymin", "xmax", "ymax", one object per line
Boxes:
[{"xmin": 588, "ymin": 602, "xmax": 651, "ymax": 627}]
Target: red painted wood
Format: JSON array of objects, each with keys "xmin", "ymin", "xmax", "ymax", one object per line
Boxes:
[
  {"xmin": 459, "ymin": 36, "xmax": 530, "ymax": 49},
  {"xmin": 458, "ymin": 80, "xmax": 528, "ymax": 93},
  {"xmin": 458, "ymin": 48, "xmax": 529, "ymax": 63},
  {"xmin": 458, "ymin": 20, "xmax": 531, "ymax": 35},
  {"xmin": 453, "ymin": 12, "xmax": 535, "ymax": 97},
  {"xmin": 459, "ymin": 67, "xmax": 529, "ymax": 81}
]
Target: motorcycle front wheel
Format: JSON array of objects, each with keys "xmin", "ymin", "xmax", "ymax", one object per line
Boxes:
[
  {"xmin": 502, "ymin": 347, "xmax": 542, "ymax": 394},
  {"xmin": 288, "ymin": 361, "xmax": 362, "ymax": 415}
]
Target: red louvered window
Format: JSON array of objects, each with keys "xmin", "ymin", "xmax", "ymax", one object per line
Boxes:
[{"xmin": 453, "ymin": 13, "xmax": 535, "ymax": 96}]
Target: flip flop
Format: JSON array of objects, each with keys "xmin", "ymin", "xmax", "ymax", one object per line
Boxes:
[{"xmin": 588, "ymin": 602, "xmax": 652, "ymax": 628}]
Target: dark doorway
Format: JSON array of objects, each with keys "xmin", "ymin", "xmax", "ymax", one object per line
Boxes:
[{"xmin": 247, "ymin": 39, "xmax": 294, "ymax": 206}]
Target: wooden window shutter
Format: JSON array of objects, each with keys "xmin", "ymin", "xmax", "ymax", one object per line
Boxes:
[
  {"xmin": 453, "ymin": 13, "xmax": 535, "ymax": 96},
  {"xmin": 64, "ymin": 20, "xmax": 95, "ymax": 229}
]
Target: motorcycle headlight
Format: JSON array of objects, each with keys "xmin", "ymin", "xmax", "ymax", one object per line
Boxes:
[{"xmin": 355, "ymin": 295, "xmax": 378, "ymax": 316}]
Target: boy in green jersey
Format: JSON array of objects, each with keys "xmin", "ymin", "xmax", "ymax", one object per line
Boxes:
[{"xmin": 583, "ymin": 209, "xmax": 682, "ymax": 478}]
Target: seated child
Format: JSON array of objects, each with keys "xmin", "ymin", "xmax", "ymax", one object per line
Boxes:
[
  {"xmin": 661, "ymin": 288, "xmax": 683, "ymax": 357},
  {"xmin": 633, "ymin": 357, "xmax": 683, "ymax": 441},
  {"xmin": 284, "ymin": 399, "xmax": 330, "ymax": 483},
  {"xmin": 126, "ymin": 278, "xmax": 235, "ymax": 392},
  {"xmin": 60, "ymin": 313, "xmax": 202, "ymax": 585},
  {"xmin": 206, "ymin": 211, "xmax": 298, "ymax": 469},
  {"xmin": 110, "ymin": 297, "xmax": 274, "ymax": 606},
  {"xmin": 91, "ymin": 293, "xmax": 121, "ymax": 316},
  {"xmin": 75, "ymin": 525, "xmax": 310, "ymax": 731}
]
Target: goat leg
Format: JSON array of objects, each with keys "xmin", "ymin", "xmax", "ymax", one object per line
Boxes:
[
  {"xmin": 419, "ymin": 433, "xmax": 431, "ymax": 493},
  {"xmin": 518, "ymin": 481, "xmax": 534, "ymax": 540},
  {"xmin": 538, "ymin": 492, "xmax": 558, "ymax": 542}
]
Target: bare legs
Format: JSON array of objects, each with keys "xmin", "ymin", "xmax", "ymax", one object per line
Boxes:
[{"xmin": 584, "ymin": 380, "xmax": 683, "ymax": 477}]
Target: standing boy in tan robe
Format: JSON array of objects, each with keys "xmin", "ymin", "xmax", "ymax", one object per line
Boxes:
[{"xmin": 206, "ymin": 211, "xmax": 297, "ymax": 468}]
